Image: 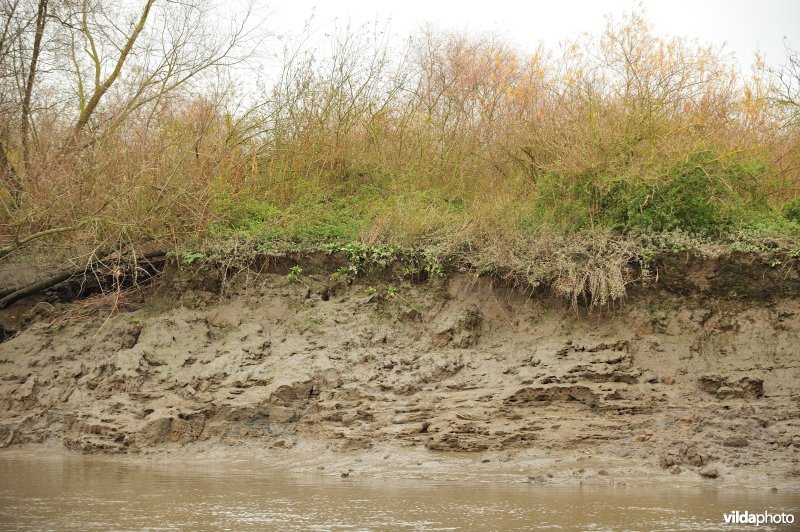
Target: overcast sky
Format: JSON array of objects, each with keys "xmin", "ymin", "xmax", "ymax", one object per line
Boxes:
[{"xmin": 261, "ymin": 0, "xmax": 799, "ymax": 68}]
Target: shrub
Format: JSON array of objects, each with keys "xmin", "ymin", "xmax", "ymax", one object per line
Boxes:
[
  {"xmin": 785, "ymin": 197, "xmax": 800, "ymax": 223},
  {"xmin": 599, "ymin": 153, "xmax": 769, "ymax": 236}
]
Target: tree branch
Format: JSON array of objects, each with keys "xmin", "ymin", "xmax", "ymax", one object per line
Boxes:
[{"xmin": 70, "ymin": 0, "xmax": 156, "ymax": 141}]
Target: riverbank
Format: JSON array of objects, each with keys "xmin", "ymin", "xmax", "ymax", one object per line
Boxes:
[{"xmin": 1, "ymin": 252, "xmax": 799, "ymax": 490}]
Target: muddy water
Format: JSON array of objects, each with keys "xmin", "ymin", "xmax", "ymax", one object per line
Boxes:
[{"xmin": 0, "ymin": 453, "xmax": 797, "ymax": 530}]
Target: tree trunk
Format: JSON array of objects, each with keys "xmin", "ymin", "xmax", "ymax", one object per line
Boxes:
[{"xmin": 20, "ymin": 0, "xmax": 48, "ymax": 174}]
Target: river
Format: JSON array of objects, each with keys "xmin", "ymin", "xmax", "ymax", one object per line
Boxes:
[{"xmin": 1, "ymin": 452, "xmax": 798, "ymax": 530}]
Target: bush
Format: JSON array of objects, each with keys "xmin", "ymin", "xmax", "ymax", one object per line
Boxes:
[
  {"xmin": 599, "ymin": 153, "xmax": 768, "ymax": 236},
  {"xmin": 528, "ymin": 171, "xmax": 598, "ymax": 231},
  {"xmin": 785, "ymin": 198, "xmax": 800, "ymax": 223}
]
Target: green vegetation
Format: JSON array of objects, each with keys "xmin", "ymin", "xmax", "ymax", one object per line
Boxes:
[
  {"xmin": 785, "ymin": 198, "xmax": 800, "ymax": 224},
  {"xmin": 287, "ymin": 266, "xmax": 303, "ymax": 284},
  {"xmin": 1, "ymin": 5, "xmax": 799, "ymax": 307}
]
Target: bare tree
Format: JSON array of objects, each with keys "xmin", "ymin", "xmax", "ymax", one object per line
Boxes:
[
  {"xmin": 0, "ymin": 0, "xmax": 263, "ymax": 257},
  {"xmin": 70, "ymin": 0, "xmax": 155, "ymax": 141},
  {"xmin": 65, "ymin": 0, "xmax": 259, "ymax": 146},
  {"xmin": 772, "ymin": 43, "xmax": 800, "ymax": 129},
  {"xmin": 19, "ymin": 0, "xmax": 46, "ymax": 171}
]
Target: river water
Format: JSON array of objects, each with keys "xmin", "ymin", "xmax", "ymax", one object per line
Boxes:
[{"xmin": 1, "ymin": 452, "xmax": 798, "ymax": 530}]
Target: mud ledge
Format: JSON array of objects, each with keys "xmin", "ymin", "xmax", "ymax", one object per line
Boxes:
[
  {"xmin": 2, "ymin": 441, "xmax": 794, "ymax": 491},
  {"xmin": 0, "ymin": 252, "xmax": 799, "ymax": 489}
]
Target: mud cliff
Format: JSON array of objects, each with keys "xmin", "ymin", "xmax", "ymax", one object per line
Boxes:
[{"xmin": 0, "ymin": 254, "xmax": 799, "ymax": 486}]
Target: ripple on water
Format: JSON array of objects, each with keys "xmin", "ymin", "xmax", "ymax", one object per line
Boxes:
[{"xmin": 0, "ymin": 454, "xmax": 798, "ymax": 530}]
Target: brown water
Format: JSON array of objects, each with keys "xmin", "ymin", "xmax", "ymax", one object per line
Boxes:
[{"xmin": 0, "ymin": 453, "xmax": 798, "ymax": 530}]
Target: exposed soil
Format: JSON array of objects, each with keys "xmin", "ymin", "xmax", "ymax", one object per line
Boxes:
[{"xmin": 1, "ymin": 255, "xmax": 799, "ymax": 488}]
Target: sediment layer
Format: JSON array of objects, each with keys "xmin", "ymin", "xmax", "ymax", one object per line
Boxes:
[{"xmin": 1, "ymin": 256, "xmax": 798, "ymax": 487}]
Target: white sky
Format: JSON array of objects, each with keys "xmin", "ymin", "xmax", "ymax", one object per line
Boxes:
[{"xmin": 261, "ymin": 0, "xmax": 800, "ymax": 68}]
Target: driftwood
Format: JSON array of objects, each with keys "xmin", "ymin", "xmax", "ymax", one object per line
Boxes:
[
  {"xmin": 0, "ymin": 251, "xmax": 166, "ymax": 309},
  {"xmin": 0, "ymin": 283, "xmax": 22, "ymax": 299}
]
